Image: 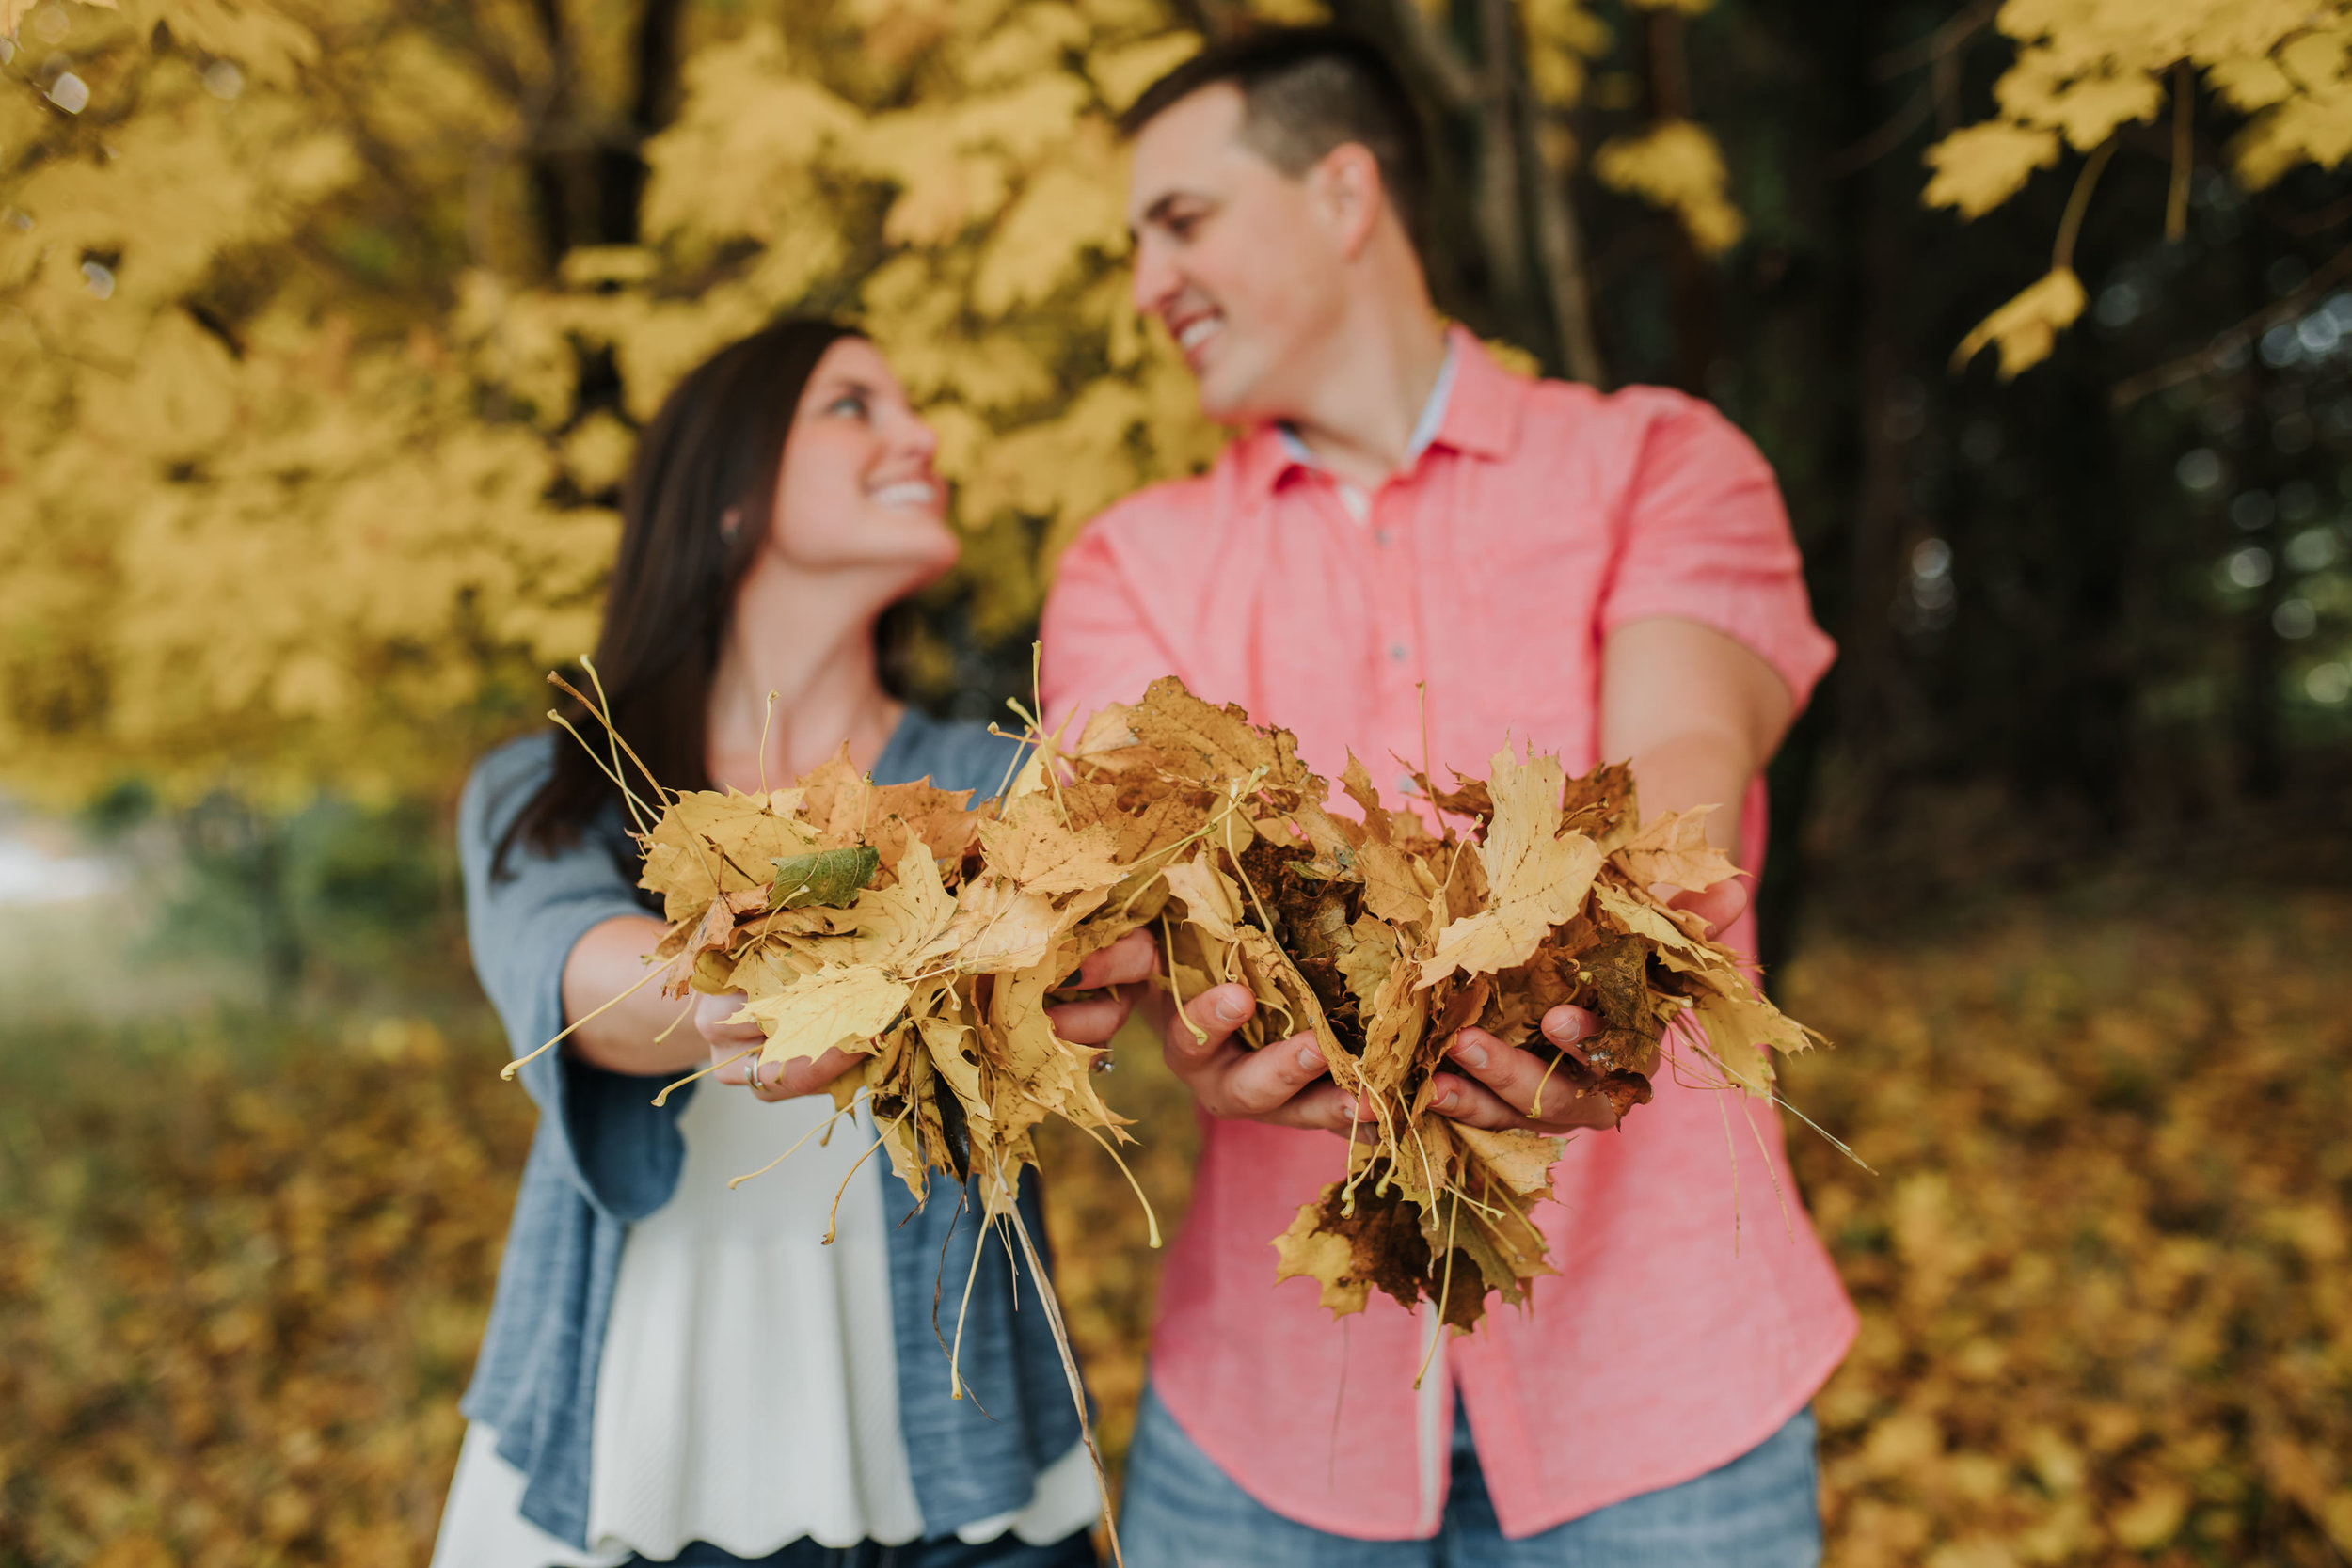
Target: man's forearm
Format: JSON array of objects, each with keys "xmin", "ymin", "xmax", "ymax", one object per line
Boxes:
[{"xmin": 1625, "ymin": 725, "xmax": 1756, "ymax": 859}]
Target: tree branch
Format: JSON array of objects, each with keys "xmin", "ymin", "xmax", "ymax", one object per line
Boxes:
[
  {"xmin": 2111, "ymin": 239, "xmax": 2352, "ymax": 408},
  {"xmin": 1870, "ymin": 0, "xmax": 2001, "ymax": 82},
  {"xmin": 1371, "ymin": 0, "xmax": 1479, "ymax": 110},
  {"xmin": 1528, "ymin": 143, "xmax": 1606, "ymax": 386}
]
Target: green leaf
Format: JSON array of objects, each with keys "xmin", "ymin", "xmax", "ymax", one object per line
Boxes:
[{"xmin": 769, "ymin": 845, "xmax": 881, "ymax": 910}]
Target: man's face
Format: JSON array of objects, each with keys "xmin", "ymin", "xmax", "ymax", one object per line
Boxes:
[{"xmin": 1126, "ymin": 85, "xmax": 1349, "ymax": 423}]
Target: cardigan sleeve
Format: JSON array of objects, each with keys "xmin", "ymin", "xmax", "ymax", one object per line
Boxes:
[{"xmin": 456, "ymin": 735, "xmax": 693, "ymax": 1223}]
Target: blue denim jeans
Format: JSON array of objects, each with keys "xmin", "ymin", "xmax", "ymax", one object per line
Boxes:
[
  {"xmin": 1119, "ymin": 1384, "xmax": 1820, "ymax": 1567},
  {"xmin": 631, "ymin": 1528, "xmax": 1097, "ymax": 1567}
]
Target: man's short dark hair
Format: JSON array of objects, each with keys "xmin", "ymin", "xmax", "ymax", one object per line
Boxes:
[{"xmin": 1119, "ymin": 26, "xmax": 1431, "ymax": 258}]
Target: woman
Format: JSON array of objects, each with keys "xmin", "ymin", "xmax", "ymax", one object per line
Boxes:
[{"xmin": 436, "ymin": 320, "xmax": 1151, "ymax": 1567}]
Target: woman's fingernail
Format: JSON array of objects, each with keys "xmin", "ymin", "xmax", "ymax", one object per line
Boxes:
[
  {"xmin": 1451, "ymin": 1039, "xmax": 1486, "ymax": 1069},
  {"xmin": 1215, "ymin": 992, "xmax": 1250, "ymax": 1024},
  {"xmin": 1296, "ymin": 1043, "xmax": 1323, "ymax": 1072}
]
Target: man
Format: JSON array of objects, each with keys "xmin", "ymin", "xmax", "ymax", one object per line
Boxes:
[{"xmin": 1038, "ymin": 28, "xmax": 1856, "ymax": 1565}]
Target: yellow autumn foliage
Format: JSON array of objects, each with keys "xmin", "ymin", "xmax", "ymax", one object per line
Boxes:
[
  {"xmin": 1927, "ymin": 0, "xmax": 2352, "ymax": 374},
  {"xmin": 0, "ymin": 0, "xmax": 1764, "ymax": 805},
  {"xmin": 1951, "ymin": 266, "xmax": 2088, "ymax": 380},
  {"xmin": 1594, "ymin": 116, "xmax": 1745, "ymax": 255},
  {"xmin": 0, "ymin": 0, "xmax": 1241, "ymax": 803}
]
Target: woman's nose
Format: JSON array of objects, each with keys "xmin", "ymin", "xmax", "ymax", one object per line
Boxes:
[{"xmin": 897, "ymin": 409, "xmax": 939, "ymax": 461}]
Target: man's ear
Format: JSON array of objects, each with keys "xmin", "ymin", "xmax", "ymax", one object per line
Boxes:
[{"xmin": 1311, "ymin": 142, "xmax": 1386, "ymax": 261}]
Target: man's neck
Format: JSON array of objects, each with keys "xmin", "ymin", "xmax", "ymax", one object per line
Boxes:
[{"xmin": 1275, "ymin": 309, "xmax": 1451, "ymax": 491}]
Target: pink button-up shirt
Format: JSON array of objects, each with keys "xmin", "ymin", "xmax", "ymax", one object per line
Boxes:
[{"xmin": 1040, "ymin": 327, "xmax": 1857, "ymax": 1541}]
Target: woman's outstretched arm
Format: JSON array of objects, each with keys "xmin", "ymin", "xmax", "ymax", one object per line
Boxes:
[
  {"xmin": 563, "ymin": 919, "xmax": 1165, "ymax": 1091},
  {"xmin": 561, "ymin": 913, "xmax": 710, "ymax": 1076}
]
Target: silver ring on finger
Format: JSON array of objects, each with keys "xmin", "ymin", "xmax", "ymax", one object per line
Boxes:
[{"xmin": 745, "ymin": 1056, "xmax": 765, "ymax": 1094}]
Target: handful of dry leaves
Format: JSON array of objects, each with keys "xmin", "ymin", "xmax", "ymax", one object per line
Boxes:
[{"xmin": 527, "ymin": 672, "xmax": 1822, "ymax": 1343}]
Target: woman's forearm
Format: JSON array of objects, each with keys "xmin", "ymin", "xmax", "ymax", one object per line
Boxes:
[{"xmin": 560, "ymin": 914, "xmax": 714, "ymax": 1075}]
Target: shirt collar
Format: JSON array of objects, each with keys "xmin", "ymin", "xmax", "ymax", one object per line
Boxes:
[
  {"xmin": 1238, "ymin": 325, "xmax": 1525, "ymax": 503},
  {"xmin": 1275, "ymin": 335, "xmax": 1461, "ymax": 472}
]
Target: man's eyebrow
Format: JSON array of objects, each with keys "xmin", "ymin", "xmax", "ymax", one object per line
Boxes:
[{"xmin": 1136, "ymin": 191, "xmax": 1210, "ymax": 230}]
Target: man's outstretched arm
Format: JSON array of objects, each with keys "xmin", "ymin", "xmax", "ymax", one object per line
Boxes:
[{"xmin": 1433, "ymin": 615, "xmax": 1794, "ymax": 1132}]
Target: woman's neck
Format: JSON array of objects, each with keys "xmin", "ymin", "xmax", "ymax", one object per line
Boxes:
[{"xmin": 705, "ymin": 564, "xmax": 904, "ymax": 791}]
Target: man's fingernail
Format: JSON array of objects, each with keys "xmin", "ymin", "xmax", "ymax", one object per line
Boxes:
[
  {"xmin": 1433, "ymin": 1087, "xmax": 1455, "ymax": 1111},
  {"xmin": 1451, "ymin": 1039, "xmax": 1486, "ymax": 1069},
  {"xmin": 1296, "ymin": 1043, "xmax": 1322, "ymax": 1071},
  {"xmin": 1215, "ymin": 992, "xmax": 1250, "ymax": 1024}
]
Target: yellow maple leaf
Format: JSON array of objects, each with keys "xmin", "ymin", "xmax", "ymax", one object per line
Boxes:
[
  {"xmin": 1613, "ymin": 806, "xmax": 1737, "ymax": 893},
  {"xmin": 1160, "ymin": 851, "xmax": 1243, "ymax": 941},
  {"xmin": 1420, "ymin": 748, "xmax": 1603, "ymax": 987},
  {"xmin": 1593, "ymin": 119, "xmax": 1745, "ymax": 254},
  {"xmin": 1272, "ymin": 1202, "xmax": 1371, "ymax": 1317},
  {"xmin": 641, "ymin": 790, "xmax": 820, "ymax": 918},
  {"xmin": 1951, "ymin": 266, "xmax": 2087, "ymax": 379},
  {"xmin": 1453, "ymin": 1124, "xmax": 1564, "ymax": 1197},
  {"xmin": 736, "ymin": 965, "xmax": 914, "ymax": 1068},
  {"xmin": 977, "ymin": 795, "xmax": 1128, "ymax": 894},
  {"xmin": 1923, "ymin": 120, "xmax": 2061, "ymax": 218}
]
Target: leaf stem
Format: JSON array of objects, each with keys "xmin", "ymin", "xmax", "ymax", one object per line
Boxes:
[{"xmin": 2052, "ymin": 136, "xmax": 2116, "ymax": 274}]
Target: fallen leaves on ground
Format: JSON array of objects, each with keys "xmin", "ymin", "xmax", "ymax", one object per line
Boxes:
[
  {"xmin": 1782, "ymin": 890, "xmax": 2352, "ymax": 1568},
  {"xmin": 2, "ymin": 889, "xmax": 2347, "ymax": 1563}
]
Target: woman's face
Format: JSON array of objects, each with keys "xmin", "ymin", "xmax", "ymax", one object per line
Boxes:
[{"xmin": 766, "ymin": 337, "xmax": 959, "ymax": 585}]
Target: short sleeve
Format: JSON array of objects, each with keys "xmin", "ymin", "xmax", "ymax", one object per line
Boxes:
[
  {"xmin": 1600, "ymin": 393, "xmax": 1836, "ymax": 713},
  {"xmin": 456, "ymin": 735, "xmax": 690, "ymax": 1222}
]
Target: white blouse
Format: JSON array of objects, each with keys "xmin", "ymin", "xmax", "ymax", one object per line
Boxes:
[{"xmin": 433, "ymin": 1080, "xmax": 1097, "ymax": 1566}]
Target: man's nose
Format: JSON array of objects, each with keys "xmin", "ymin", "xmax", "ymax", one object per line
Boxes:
[{"xmin": 1130, "ymin": 235, "xmax": 1177, "ymax": 321}]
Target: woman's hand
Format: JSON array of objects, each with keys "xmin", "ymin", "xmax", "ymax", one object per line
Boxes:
[
  {"xmin": 1043, "ymin": 928, "xmax": 1159, "ymax": 1045},
  {"xmin": 698, "ymin": 990, "xmax": 860, "ymax": 1101},
  {"xmin": 707, "ymin": 928, "xmax": 1162, "ymax": 1102}
]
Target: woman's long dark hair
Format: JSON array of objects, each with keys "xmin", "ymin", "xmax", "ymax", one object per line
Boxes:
[{"xmin": 498, "ymin": 318, "xmax": 877, "ymax": 873}]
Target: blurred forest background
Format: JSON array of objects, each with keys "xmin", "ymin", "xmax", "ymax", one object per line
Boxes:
[{"xmin": 3, "ymin": 0, "xmax": 2349, "ymax": 1564}]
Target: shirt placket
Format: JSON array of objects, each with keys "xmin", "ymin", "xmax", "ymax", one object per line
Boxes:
[
  {"xmin": 1362, "ymin": 463, "xmax": 1458, "ymax": 1523},
  {"xmin": 1365, "ymin": 467, "xmax": 1433, "ymax": 800}
]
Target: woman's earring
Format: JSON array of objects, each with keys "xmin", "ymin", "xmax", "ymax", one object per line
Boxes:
[{"xmin": 720, "ymin": 506, "xmax": 745, "ymax": 545}]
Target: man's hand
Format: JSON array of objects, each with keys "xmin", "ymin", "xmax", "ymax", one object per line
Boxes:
[
  {"xmin": 1423, "ymin": 1006, "xmax": 1621, "ymax": 1135},
  {"xmin": 1151, "ymin": 976, "xmax": 1626, "ymax": 1137},
  {"xmin": 1662, "ymin": 874, "xmax": 1749, "ymax": 938},
  {"xmin": 1418, "ymin": 882, "xmax": 1738, "ymax": 1134},
  {"xmin": 1150, "ymin": 982, "xmax": 1359, "ymax": 1131}
]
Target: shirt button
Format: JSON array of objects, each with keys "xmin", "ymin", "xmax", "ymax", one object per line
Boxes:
[
  {"xmin": 1388, "ymin": 642, "xmax": 1409, "ymax": 663},
  {"xmin": 1395, "ymin": 771, "xmax": 1416, "ymax": 795},
  {"xmin": 1374, "ymin": 528, "xmax": 1392, "ymax": 546}
]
